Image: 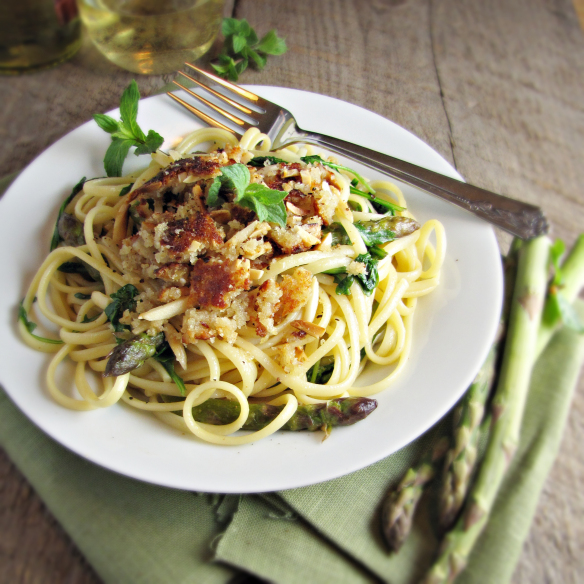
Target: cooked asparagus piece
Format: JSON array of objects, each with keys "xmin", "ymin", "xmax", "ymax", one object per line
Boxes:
[
  {"xmin": 190, "ymin": 397, "xmax": 377, "ymax": 431},
  {"xmin": 422, "ymin": 236, "xmax": 550, "ymax": 584},
  {"xmin": 381, "ymin": 437, "xmax": 450, "ymax": 551},
  {"xmin": 104, "ymin": 332, "xmax": 165, "ymax": 377},
  {"xmin": 57, "ymin": 213, "xmax": 85, "ymax": 247},
  {"xmin": 325, "ymin": 216, "xmax": 420, "ymax": 247}
]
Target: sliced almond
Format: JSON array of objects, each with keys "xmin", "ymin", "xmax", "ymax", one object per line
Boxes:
[
  {"xmin": 250, "ymin": 269, "xmax": 265, "ymax": 280},
  {"xmin": 291, "ymin": 320, "xmax": 326, "ymax": 338},
  {"xmin": 286, "ymin": 201, "xmax": 310, "ymax": 216}
]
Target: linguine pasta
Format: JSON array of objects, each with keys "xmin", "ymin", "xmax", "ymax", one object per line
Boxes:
[{"xmin": 19, "ymin": 126, "xmax": 446, "ymax": 445}]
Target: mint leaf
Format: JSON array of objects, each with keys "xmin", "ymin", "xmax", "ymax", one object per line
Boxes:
[
  {"xmin": 221, "ymin": 164, "xmax": 250, "ymax": 199},
  {"xmin": 232, "ymin": 33, "xmax": 248, "ymax": 53},
  {"xmin": 134, "ymin": 129, "xmax": 164, "ymax": 155},
  {"xmin": 222, "ymin": 17, "xmax": 242, "ymax": 37},
  {"xmin": 119, "ymin": 80, "xmax": 145, "ymax": 141},
  {"xmin": 104, "ymin": 138, "xmax": 134, "ymax": 177},
  {"xmin": 246, "ymin": 48, "xmax": 267, "ymax": 70},
  {"xmin": 256, "ymin": 30, "xmax": 287, "ymax": 55},
  {"xmin": 239, "ymin": 184, "xmax": 287, "ymax": 226},
  {"xmin": 206, "ymin": 176, "xmax": 222, "ymax": 207},
  {"xmin": 212, "ymin": 55, "xmax": 238, "ymax": 81},
  {"xmin": 93, "ymin": 114, "xmax": 120, "ymax": 134}
]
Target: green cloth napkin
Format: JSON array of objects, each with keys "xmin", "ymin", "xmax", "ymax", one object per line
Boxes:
[{"xmin": 1, "ymin": 302, "xmax": 583, "ymax": 584}]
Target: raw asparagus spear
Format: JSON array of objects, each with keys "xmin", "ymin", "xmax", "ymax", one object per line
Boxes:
[
  {"xmin": 437, "ymin": 244, "xmax": 520, "ymax": 531},
  {"xmin": 422, "ymin": 236, "xmax": 550, "ymax": 584},
  {"xmin": 437, "ymin": 345, "xmax": 497, "ymax": 531},
  {"xmin": 190, "ymin": 397, "xmax": 377, "ymax": 431},
  {"xmin": 104, "ymin": 332, "xmax": 165, "ymax": 376},
  {"xmin": 380, "ymin": 437, "xmax": 450, "ymax": 551},
  {"xmin": 325, "ymin": 216, "xmax": 420, "ymax": 247}
]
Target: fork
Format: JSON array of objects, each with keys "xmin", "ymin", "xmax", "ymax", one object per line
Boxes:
[{"xmin": 167, "ymin": 64, "xmax": 548, "ymax": 240}]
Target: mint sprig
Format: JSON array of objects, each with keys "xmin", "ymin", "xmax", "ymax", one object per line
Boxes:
[
  {"xmin": 93, "ymin": 81, "xmax": 164, "ymax": 177},
  {"xmin": 543, "ymin": 238, "xmax": 584, "ymax": 333},
  {"xmin": 212, "ymin": 19, "xmax": 287, "ymax": 82},
  {"xmin": 206, "ymin": 163, "xmax": 287, "ymax": 226}
]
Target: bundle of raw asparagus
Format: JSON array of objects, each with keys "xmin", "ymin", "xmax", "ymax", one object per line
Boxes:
[{"xmin": 380, "ymin": 234, "xmax": 584, "ymax": 583}]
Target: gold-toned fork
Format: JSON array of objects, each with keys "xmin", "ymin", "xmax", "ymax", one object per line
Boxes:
[{"xmin": 168, "ymin": 64, "xmax": 548, "ymax": 240}]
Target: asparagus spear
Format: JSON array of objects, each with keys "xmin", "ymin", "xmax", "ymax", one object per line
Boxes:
[
  {"xmin": 104, "ymin": 332, "xmax": 165, "ymax": 376},
  {"xmin": 436, "ymin": 244, "xmax": 521, "ymax": 531},
  {"xmin": 190, "ymin": 397, "xmax": 377, "ymax": 431},
  {"xmin": 57, "ymin": 213, "xmax": 85, "ymax": 247},
  {"xmin": 437, "ymin": 345, "xmax": 497, "ymax": 531},
  {"xmin": 380, "ymin": 437, "xmax": 450, "ymax": 552},
  {"xmin": 422, "ymin": 236, "xmax": 550, "ymax": 584},
  {"xmin": 325, "ymin": 216, "xmax": 420, "ymax": 247}
]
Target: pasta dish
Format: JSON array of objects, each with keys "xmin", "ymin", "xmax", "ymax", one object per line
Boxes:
[{"xmin": 18, "ymin": 126, "xmax": 445, "ymax": 445}]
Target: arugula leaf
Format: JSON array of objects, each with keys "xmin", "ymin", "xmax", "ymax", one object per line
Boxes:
[
  {"xmin": 212, "ymin": 18, "xmax": 287, "ymax": 81},
  {"xmin": 154, "ymin": 342, "xmax": 187, "ymax": 396},
  {"xmin": 331, "ymin": 254, "xmax": 379, "ymax": 296},
  {"xmin": 349, "ymin": 185, "xmax": 405, "ymax": 215},
  {"xmin": 82, "ymin": 313, "xmax": 100, "ymax": 323},
  {"xmin": 324, "ymin": 219, "xmax": 398, "ymax": 248},
  {"xmin": 300, "ymin": 155, "xmax": 374, "ymax": 194},
  {"xmin": 94, "ymin": 80, "xmax": 164, "ymax": 177},
  {"xmin": 119, "ymin": 183, "xmax": 133, "ymax": 197},
  {"xmin": 333, "ymin": 273, "xmax": 355, "ymax": 296},
  {"xmin": 307, "ymin": 357, "xmax": 335, "ymax": 385},
  {"xmin": 50, "ymin": 177, "xmax": 86, "ymax": 251},
  {"xmin": 18, "ymin": 301, "xmax": 64, "ymax": 345},
  {"xmin": 105, "ymin": 284, "xmax": 139, "ymax": 333},
  {"xmin": 74, "ymin": 293, "xmax": 91, "ymax": 300},
  {"xmin": 248, "ymin": 156, "xmax": 287, "ymax": 167}
]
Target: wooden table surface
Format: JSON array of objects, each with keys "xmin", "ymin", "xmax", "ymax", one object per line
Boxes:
[{"xmin": 1, "ymin": 0, "xmax": 584, "ymax": 582}]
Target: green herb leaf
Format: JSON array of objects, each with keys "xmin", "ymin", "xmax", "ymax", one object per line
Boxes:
[
  {"xmin": 353, "ymin": 253, "xmax": 379, "ymax": 295},
  {"xmin": 93, "ymin": 114, "xmax": 120, "ymax": 134},
  {"xmin": 256, "ymin": 30, "xmax": 287, "ymax": 55},
  {"xmin": 213, "ymin": 18, "xmax": 287, "ymax": 81},
  {"xmin": 18, "ymin": 301, "xmax": 64, "ymax": 345},
  {"xmin": 96, "ymin": 81, "xmax": 164, "ymax": 177},
  {"xmin": 238, "ymin": 183, "xmax": 287, "ymax": 226},
  {"xmin": 301, "ymin": 155, "xmax": 374, "ymax": 194},
  {"xmin": 220, "ymin": 163, "xmax": 250, "ymax": 199},
  {"xmin": 248, "ymin": 156, "xmax": 287, "ymax": 167},
  {"xmin": 134, "ymin": 129, "xmax": 164, "ymax": 156},
  {"xmin": 105, "ymin": 284, "xmax": 139, "ymax": 333},
  {"xmin": 306, "ymin": 357, "xmax": 335, "ymax": 385},
  {"xmin": 50, "ymin": 177, "xmax": 86, "ymax": 251},
  {"xmin": 119, "ymin": 80, "xmax": 144, "ymax": 141},
  {"xmin": 206, "ymin": 176, "xmax": 223, "ymax": 208},
  {"xmin": 119, "ymin": 183, "xmax": 133, "ymax": 197},
  {"xmin": 104, "ymin": 138, "xmax": 134, "ymax": 177},
  {"xmin": 82, "ymin": 313, "xmax": 100, "ymax": 323},
  {"xmin": 154, "ymin": 342, "xmax": 187, "ymax": 396},
  {"xmin": 74, "ymin": 293, "xmax": 91, "ymax": 300},
  {"xmin": 349, "ymin": 185, "xmax": 405, "ymax": 215},
  {"xmin": 334, "ymin": 274, "xmax": 355, "ymax": 295}
]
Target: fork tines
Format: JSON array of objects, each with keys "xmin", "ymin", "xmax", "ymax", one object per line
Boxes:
[{"xmin": 167, "ymin": 63, "xmax": 263, "ymax": 135}]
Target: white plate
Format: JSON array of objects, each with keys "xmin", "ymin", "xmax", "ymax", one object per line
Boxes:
[{"xmin": 0, "ymin": 87, "xmax": 502, "ymax": 493}]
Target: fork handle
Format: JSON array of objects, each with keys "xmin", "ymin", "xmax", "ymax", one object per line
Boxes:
[{"xmin": 301, "ymin": 133, "xmax": 548, "ymax": 239}]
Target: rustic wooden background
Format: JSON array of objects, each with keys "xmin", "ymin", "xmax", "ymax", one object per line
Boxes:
[{"xmin": 1, "ymin": 0, "xmax": 583, "ymax": 582}]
